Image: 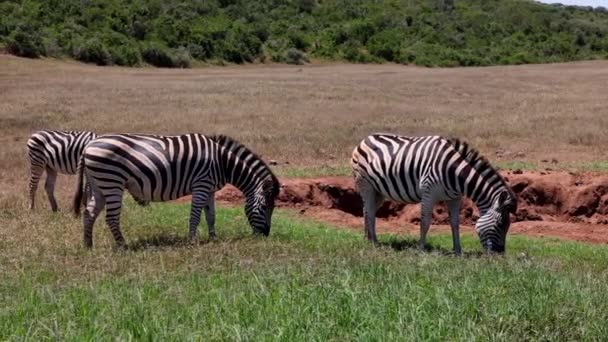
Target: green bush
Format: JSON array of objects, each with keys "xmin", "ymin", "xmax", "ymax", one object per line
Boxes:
[
  {"xmin": 141, "ymin": 42, "xmax": 177, "ymax": 67},
  {"xmin": 285, "ymin": 48, "xmax": 309, "ymax": 65},
  {"xmin": 173, "ymin": 46, "xmax": 192, "ymax": 68},
  {"xmin": 109, "ymin": 44, "xmax": 142, "ymax": 66},
  {"xmin": 1, "ymin": 0, "xmax": 607, "ymax": 67},
  {"xmin": 367, "ymin": 29, "xmax": 404, "ymax": 62},
  {"xmin": 72, "ymin": 37, "xmax": 112, "ymax": 65},
  {"xmin": 6, "ymin": 26, "xmax": 44, "ymax": 58},
  {"xmin": 222, "ymin": 22, "xmax": 262, "ymax": 63}
]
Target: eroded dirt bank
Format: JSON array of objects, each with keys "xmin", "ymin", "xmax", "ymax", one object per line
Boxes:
[{"xmin": 175, "ymin": 171, "xmax": 608, "ymax": 244}]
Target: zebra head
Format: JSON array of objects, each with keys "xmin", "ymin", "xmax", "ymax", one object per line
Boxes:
[
  {"xmin": 475, "ymin": 190, "xmax": 517, "ymax": 254},
  {"xmin": 244, "ymin": 176, "xmax": 281, "ymax": 236}
]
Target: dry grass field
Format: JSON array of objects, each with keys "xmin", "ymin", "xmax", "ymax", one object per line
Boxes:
[{"xmin": 2, "ymin": 53, "xmax": 608, "ymax": 210}]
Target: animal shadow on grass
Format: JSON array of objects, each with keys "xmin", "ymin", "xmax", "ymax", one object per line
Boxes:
[
  {"xmin": 379, "ymin": 237, "xmax": 484, "ymax": 258},
  {"xmin": 127, "ymin": 233, "xmax": 201, "ymax": 251},
  {"xmin": 126, "ymin": 233, "xmax": 252, "ymax": 251}
]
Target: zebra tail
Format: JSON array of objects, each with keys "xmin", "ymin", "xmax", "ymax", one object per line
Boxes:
[{"xmin": 72, "ymin": 155, "xmax": 85, "ymax": 218}]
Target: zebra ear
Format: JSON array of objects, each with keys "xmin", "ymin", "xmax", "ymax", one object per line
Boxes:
[
  {"xmin": 505, "ymin": 200, "xmax": 517, "ymax": 213},
  {"xmin": 497, "ymin": 191, "xmax": 517, "ymax": 213}
]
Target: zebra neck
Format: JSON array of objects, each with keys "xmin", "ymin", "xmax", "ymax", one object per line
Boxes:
[
  {"xmin": 219, "ymin": 153, "xmax": 266, "ymax": 196},
  {"xmin": 458, "ymin": 169, "xmax": 504, "ymax": 211}
]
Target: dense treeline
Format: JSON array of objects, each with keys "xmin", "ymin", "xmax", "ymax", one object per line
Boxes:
[{"xmin": 1, "ymin": 0, "xmax": 608, "ymax": 68}]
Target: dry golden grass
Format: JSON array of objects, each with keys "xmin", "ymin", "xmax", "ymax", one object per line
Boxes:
[{"xmin": 1, "ymin": 54, "xmax": 608, "ymax": 208}]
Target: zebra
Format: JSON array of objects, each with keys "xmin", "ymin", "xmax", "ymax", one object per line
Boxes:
[
  {"xmin": 27, "ymin": 130, "xmax": 149, "ymax": 212},
  {"xmin": 72, "ymin": 133, "xmax": 281, "ymax": 249},
  {"xmin": 27, "ymin": 130, "xmax": 98, "ymax": 212},
  {"xmin": 351, "ymin": 133, "xmax": 517, "ymax": 254}
]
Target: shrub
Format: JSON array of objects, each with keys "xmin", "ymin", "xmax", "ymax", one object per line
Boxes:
[
  {"xmin": 297, "ymin": 0, "xmax": 317, "ymax": 13},
  {"xmin": 141, "ymin": 42, "xmax": 176, "ymax": 67},
  {"xmin": 173, "ymin": 46, "xmax": 192, "ymax": 68},
  {"xmin": 342, "ymin": 40, "xmax": 378, "ymax": 63},
  {"xmin": 367, "ymin": 29, "xmax": 404, "ymax": 62},
  {"xmin": 6, "ymin": 26, "xmax": 44, "ymax": 58},
  {"xmin": 72, "ymin": 37, "xmax": 112, "ymax": 65},
  {"xmin": 285, "ymin": 48, "xmax": 309, "ymax": 65},
  {"xmin": 109, "ymin": 44, "xmax": 142, "ymax": 66},
  {"xmin": 222, "ymin": 23, "xmax": 262, "ymax": 63},
  {"xmin": 140, "ymin": 43, "xmax": 191, "ymax": 68}
]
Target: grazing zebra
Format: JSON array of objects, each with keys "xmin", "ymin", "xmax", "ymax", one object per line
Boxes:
[
  {"xmin": 27, "ymin": 130, "xmax": 149, "ymax": 212},
  {"xmin": 27, "ymin": 130, "xmax": 97, "ymax": 212},
  {"xmin": 351, "ymin": 134, "xmax": 517, "ymax": 254},
  {"xmin": 73, "ymin": 133, "xmax": 281, "ymax": 249}
]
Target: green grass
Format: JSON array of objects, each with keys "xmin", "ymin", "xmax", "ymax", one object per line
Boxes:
[
  {"xmin": 274, "ymin": 164, "xmax": 353, "ymax": 178},
  {"xmin": 1, "ymin": 201, "xmax": 608, "ymax": 340}
]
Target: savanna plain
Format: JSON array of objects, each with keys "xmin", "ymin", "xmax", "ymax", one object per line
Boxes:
[{"xmin": 1, "ymin": 54, "xmax": 608, "ymax": 340}]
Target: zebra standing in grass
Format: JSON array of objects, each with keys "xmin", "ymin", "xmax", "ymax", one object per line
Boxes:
[
  {"xmin": 27, "ymin": 130, "xmax": 148, "ymax": 212},
  {"xmin": 351, "ymin": 134, "xmax": 517, "ymax": 254},
  {"xmin": 73, "ymin": 133, "xmax": 281, "ymax": 249},
  {"xmin": 27, "ymin": 130, "xmax": 98, "ymax": 212}
]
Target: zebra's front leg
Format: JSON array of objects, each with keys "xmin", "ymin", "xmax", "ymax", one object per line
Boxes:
[
  {"xmin": 189, "ymin": 189, "xmax": 212, "ymax": 242},
  {"xmin": 418, "ymin": 191, "xmax": 436, "ymax": 252},
  {"xmin": 447, "ymin": 199, "xmax": 462, "ymax": 255},
  {"xmin": 103, "ymin": 190, "xmax": 127, "ymax": 249},
  {"xmin": 28, "ymin": 164, "xmax": 44, "ymax": 210},
  {"xmin": 44, "ymin": 167, "xmax": 59, "ymax": 212},
  {"xmin": 204, "ymin": 195, "xmax": 217, "ymax": 240}
]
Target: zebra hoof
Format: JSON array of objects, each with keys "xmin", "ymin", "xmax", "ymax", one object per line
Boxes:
[{"xmin": 113, "ymin": 242, "xmax": 128, "ymax": 251}]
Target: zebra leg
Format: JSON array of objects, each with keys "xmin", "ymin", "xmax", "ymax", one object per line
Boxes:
[
  {"xmin": 103, "ymin": 189, "xmax": 127, "ymax": 249},
  {"xmin": 131, "ymin": 193, "xmax": 149, "ymax": 207},
  {"xmin": 204, "ymin": 195, "xmax": 217, "ymax": 240},
  {"xmin": 28, "ymin": 165, "xmax": 44, "ymax": 210},
  {"xmin": 447, "ymin": 199, "xmax": 462, "ymax": 255},
  {"xmin": 357, "ymin": 177, "xmax": 382, "ymax": 244},
  {"xmin": 83, "ymin": 187, "xmax": 105, "ymax": 249},
  {"xmin": 44, "ymin": 167, "xmax": 59, "ymax": 212},
  {"xmin": 418, "ymin": 191, "xmax": 436, "ymax": 251},
  {"xmin": 189, "ymin": 189, "xmax": 212, "ymax": 242}
]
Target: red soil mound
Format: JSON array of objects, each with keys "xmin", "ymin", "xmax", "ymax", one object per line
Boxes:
[{"xmin": 173, "ymin": 171, "xmax": 608, "ymax": 244}]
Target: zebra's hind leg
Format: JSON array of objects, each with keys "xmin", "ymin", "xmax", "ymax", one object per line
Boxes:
[
  {"xmin": 28, "ymin": 164, "xmax": 44, "ymax": 210},
  {"xmin": 356, "ymin": 177, "xmax": 382, "ymax": 244},
  {"xmin": 44, "ymin": 167, "xmax": 59, "ymax": 212},
  {"xmin": 447, "ymin": 199, "xmax": 462, "ymax": 255},
  {"xmin": 83, "ymin": 186, "xmax": 106, "ymax": 249},
  {"xmin": 418, "ymin": 190, "xmax": 437, "ymax": 252},
  {"xmin": 204, "ymin": 195, "xmax": 217, "ymax": 240},
  {"xmin": 189, "ymin": 188, "xmax": 212, "ymax": 242},
  {"xmin": 103, "ymin": 189, "xmax": 127, "ymax": 249}
]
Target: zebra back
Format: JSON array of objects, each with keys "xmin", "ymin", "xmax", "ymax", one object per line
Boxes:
[{"xmin": 27, "ymin": 130, "xmax": 97, "ymax": 174}]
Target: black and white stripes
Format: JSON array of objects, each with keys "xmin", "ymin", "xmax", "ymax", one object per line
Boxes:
[
  {"xmin": 73, "ymin": 133, "xmax": 280, "ymax": 248},
  {"xmin": 351, "ymin": 134, "xmax": 517, "ymax": 254},
  {"xmin": 27, "ymin": 130, "xmax": 97, "ymax": 211}
]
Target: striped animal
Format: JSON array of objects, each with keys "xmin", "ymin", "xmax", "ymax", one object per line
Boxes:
[
  {"xmin": 73, "ymin": 133, "xmax": 281, "ymax": 248},
  {"xmin": 27, "ymin": 130, "xmax": 148, "ymax": 212},
  {"xmin": 351, "ymin": 134, "xmax": 517, "ymax": 254},
  {"xmin": 27, "ymin": 130, "xmax": 98, "ymax": 212}
]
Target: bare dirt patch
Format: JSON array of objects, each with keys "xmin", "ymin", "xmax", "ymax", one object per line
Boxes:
[{"xmin": 173, "ymin": 171, "xmax": 608, "ymax": 244}]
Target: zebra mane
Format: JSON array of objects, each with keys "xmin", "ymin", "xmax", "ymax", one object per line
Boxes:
[
  {"xmin": 447, "ymin": 137, "xmax": 515, "ymax": 200},
  {"xmin": 209, "ymin": 134, "xmax": 280, "ymax": 186}
]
